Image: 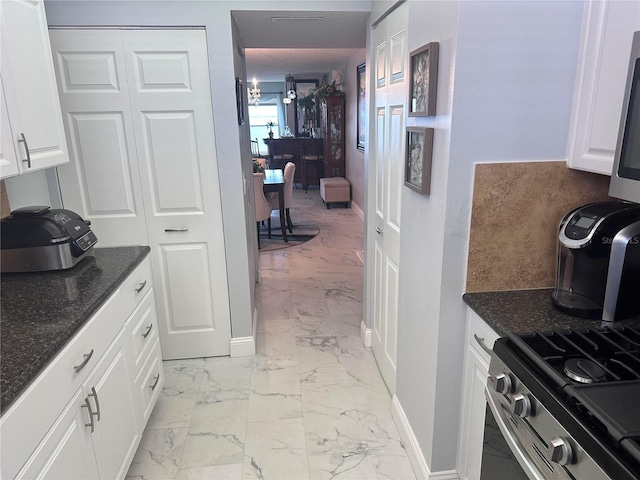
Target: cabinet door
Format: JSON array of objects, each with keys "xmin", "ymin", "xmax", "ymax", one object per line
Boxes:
[
  {"xmin": 0, "ymin": 78, "xmax": 20, "ymax": 178},
  {"xmin": 83, "ymin": 329, "xmax": 140, "ymax": 480},
  {"xmin": 0, "ymin": 0, "xmax": 69, "ymax": 173},
  {"xmin": 16, "ymin": 391, "xmax": 99, "ymax": 480},
  {"xmin": 458, "ymin": 347, "xmax": 490, "ymax": 480},
  {"xmin": 567, "ymin": 0, "xmax": 640, "ymax": 175}
]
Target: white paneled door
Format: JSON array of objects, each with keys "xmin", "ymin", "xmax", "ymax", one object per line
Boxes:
[
  {"xmin": 369, "ymin": 9, "xmax": 407, "ymax": 395},
  {"xmin": 51, "ymin": 29, "xmax": 231, "ymax": 359}
]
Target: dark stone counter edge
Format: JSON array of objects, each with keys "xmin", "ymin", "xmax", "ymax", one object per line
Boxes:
[
  {"xmin": 463, "ymin": 288, "xmax": 640, "ymax": 338},
  {"xmin": 463, "ymin": 292, "xmax": 511, "ymax": 337},
  {"xmin": 0, "ymin": 246, "xmax": 151, "ymax": 415}
]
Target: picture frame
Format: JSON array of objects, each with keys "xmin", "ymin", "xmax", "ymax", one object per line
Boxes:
[
  {"xmin": 408, "ymin": 42, "xmax": 439, "ymax": 116},
  {"xmin": 357, "ymin": 61, "xmax": 366, "ymax": 151},
  {"xmin": 235, "ymin": 77, "xmax": 244, "ymax": 126},
  {"xmin": 405, "ymin": 127, "xmax": 434, "ymax": 195}
]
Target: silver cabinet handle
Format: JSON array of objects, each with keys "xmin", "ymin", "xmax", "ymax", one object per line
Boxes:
[
  {"xmin": 150, "ymin": 373, "xmax": 160, "ymax": 391},
  {"xmin": 74, "ymin": 349, "xmax": 94, "ymax": 373},
  {"xmin": 142, "ymin": 323, "xmax": 153, "ymax": 339},
  {"xmin": 88, "ymin": 386, "xmax": 101, "ymax": 421},
  {"xmin": 135, "ymin": 281, "xmax": 147, "ymax": 294},
  {"xmin": 82, "ymin": 397, "xmax": 95, "ymax": 433},
  {"xmin": 474, "ymin": 334, "xmax": 493, "ymax": 356},
  {"xmin": 375, "ymin": 227, "xmax": 382, "ymax": 235},
  {"xmin": 164, "ymin": 227, "xmax": 188, "ymax": 232},
  {"xmin": 18, "ymin": 133, "xmax": 31, "ymax": 168}
]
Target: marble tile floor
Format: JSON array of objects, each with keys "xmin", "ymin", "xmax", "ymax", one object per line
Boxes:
[{"xmin": 126, "ymin": 188, "xmax": 416, "ymax": 480}]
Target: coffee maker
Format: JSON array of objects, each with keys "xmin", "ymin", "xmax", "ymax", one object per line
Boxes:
[{"xmin": 552, "ymin": 201, "xmax": 640, "ymax": 321}]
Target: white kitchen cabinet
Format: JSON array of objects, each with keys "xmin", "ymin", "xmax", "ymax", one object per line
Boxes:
[
  {"xmin": 16, "ymin": 331, "xmax": 139, "ymax": 480},
  {"xmin": 456, "ymin": 308, "xmax": 499, "ymax": 480},
  {"xmin": 566, "ymin": 0, "xmax": 640, "ymax": 175},
  {"xmin": 3, "ymin": 256, "xmax": 162, "ymax": 480},
  {"xmin": 1, "ymin": 79, "xmax": 20, "ymax": 178},
  {"xmin": 0, "ymin": 0, "xmax": 69, "ymax": 179},
  {"xmin": 82, "ymin": 329, "xmax": 140, "ymax": 480},
  {"xmin": 15, "ymin": 390, "xmax": 100, "ymax": 480}
]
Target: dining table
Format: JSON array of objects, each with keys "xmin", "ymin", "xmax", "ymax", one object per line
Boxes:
[{"xmin": 262, "ymin": 168, "xmax": 288, "ymax": 242}]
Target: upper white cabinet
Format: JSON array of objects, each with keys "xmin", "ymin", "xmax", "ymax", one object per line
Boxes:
[
  {"xmin": 0, "ymin": 0, "xmax": 68, "ymax": 179},
  {"xmin": 567, "ymin": 0, "xmax": 640, "ymax": 176}
]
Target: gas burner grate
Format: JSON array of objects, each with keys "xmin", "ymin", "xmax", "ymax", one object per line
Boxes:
[{"xmin": 515, "ymin": 326, "xmax": 640, "ymax": 386}]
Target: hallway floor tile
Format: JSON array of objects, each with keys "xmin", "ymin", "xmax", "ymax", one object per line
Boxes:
[{"xmin": 126, "ymin": 188, "xmax": 415, "ymax": 480}]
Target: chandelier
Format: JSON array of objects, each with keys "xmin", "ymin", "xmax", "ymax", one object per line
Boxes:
[
  {"xmin": 282, "ymin": 74, "xmax": 296, "ymax": 105},
  {"xmin": 248, "ymin": 78, "xmax": 260, "ymax": 107}
]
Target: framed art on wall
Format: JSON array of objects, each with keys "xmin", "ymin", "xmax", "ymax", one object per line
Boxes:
[
  {"xmin": 235, "ymin": 77, "xmax": 244, "ymax": 125},
  {"xmin": 405, "ymin": 127, "xmax": 434, "ymax": 195},
  {"xmin": 357, "ymin": 61, "xmax": 366, "ymax": 151},
  {"xmin": 408, "ymin": 42, "xmax": 439, "ymax": 116}
]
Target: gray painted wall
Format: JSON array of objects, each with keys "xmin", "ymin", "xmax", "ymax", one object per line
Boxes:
[{"xmin": 394, "ymin": 0, "xmax": 584, "ymax": 472}]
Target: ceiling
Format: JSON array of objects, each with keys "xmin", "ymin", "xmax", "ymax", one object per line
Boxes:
[{"xmin": 232, "ymin": 10, "xmax": 368, "ymax": 82}]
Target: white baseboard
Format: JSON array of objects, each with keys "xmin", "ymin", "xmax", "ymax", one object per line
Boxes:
[
  {"xmin": 391, "ymin": 395, "xmax": 460, "ymax": 480},
  {"xmin": 230, "ymin": 336, "xmax": 255, "ymax": 357},
  {"xmin": 351, "ymin": 200, "xmax": 364, "ymax": 221},
  {"xmin": 360, "ymin": 321, "xmax": 371, "ymax": 348},
  {"xmin": 230, "ymin": 308, "xmax": 257, "ymax": 357}
]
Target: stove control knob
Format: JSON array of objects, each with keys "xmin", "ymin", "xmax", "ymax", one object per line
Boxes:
[
  {"xmin": 490, "ymin": 373, "xmax": 512, "ymax": 394},
  {"xmin": 547, "ymin": 437, "xmax": 573, "ymax": 465},
  {"xmin": 510, "ymin": 393, "xmax": 531, "ymax": 417}
]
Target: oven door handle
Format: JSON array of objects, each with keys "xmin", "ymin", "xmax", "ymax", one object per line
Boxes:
[{"xmin": 485, "ymin": 387, "xmax": 546, "ymax": 480}]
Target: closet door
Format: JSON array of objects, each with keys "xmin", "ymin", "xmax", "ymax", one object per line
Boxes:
[
  {"xmin": 369, "ymin": 5, "xmax": 408, "ymax": 395},
  {"xmin": 50, "ymin": 29, "xmax": 149, "ymax": 246},
  {"xmin": 50, "ymin": 29, "xmax": 231, "ymax": 358},
  {"xmin": 121, "ymin": 29, "xmax": 231, "ymax": 359}
]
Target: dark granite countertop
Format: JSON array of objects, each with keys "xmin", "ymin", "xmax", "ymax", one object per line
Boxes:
[
  {"xmin": 0, "ymin": 246, "xmax": 150, "ymax": 415},
  {"xmin": 463, "ymin": 288, "xmax": 640, "ymax": 337}
]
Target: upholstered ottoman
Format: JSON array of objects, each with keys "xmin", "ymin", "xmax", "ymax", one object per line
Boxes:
[{"xmin": 320, "ymin": 177, "xmax": 350, "ymax": 209}]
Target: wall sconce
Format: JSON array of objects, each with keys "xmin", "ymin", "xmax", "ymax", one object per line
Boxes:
[
  {"xmin": 248, "ymin": 77, "xmax": 260, "ymax": 107},
  {"xmin": 283, "ymin": 74, "xmax": 296, "ymax": 105}
]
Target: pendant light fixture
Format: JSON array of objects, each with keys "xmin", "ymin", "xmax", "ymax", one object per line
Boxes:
[
  {"xmin": 283, "ymin": 74, "xmax": 296, "ymax": 104},
  {"xmin": 248, "ymin": 77, "xmax": 260, "ymax": 107}
]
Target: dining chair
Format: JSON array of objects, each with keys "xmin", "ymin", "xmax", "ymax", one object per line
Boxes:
[
  {"xmin": 269, "ymin": 162, "xmax": 296, "ymax": 233},
  {"xmin": 253, "ymin": 173, "xmax": 273, "ymax": 248},
  {"xmin": 250, "ymin": 138, "xmax": 261, "ymax": 157}
]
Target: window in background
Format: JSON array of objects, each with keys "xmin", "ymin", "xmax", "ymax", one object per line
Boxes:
[{"xmin": 249, "ymin": 104, "xmax": 279, "ymax": 155}]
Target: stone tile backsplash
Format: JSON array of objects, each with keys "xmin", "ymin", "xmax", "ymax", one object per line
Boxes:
[{"xmin": 466, "ymin": 161, "xmax": 612, "ymax": 293}]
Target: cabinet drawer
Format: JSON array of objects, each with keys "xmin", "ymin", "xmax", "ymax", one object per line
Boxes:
[
  {"xmin": 127, "ymin": 289, "xmax": 159, "ymax": 372},
  {"xmin": 135, "ymin": 339, "xmax": 164, "ymax": 424},
  {"xmin": 0, "ymin": 288, "xmax": 124, "ymax": 480},
  {"xmin": 120, "ymin": 256, "xmax": 153, "ymax": 317},
  {"xmin": 467, "ymin": 308, "xmax": 499, "ymax": 365}
]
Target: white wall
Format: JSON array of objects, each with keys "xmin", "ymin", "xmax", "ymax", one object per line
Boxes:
[{"xmin": 394, "ymin": 0, "xmax": 584, "ymax": 473}]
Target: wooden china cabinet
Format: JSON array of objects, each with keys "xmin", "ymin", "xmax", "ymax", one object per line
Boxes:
[{"xmin": 322, "ymin": 96, "xmax": 346, "ymax": 178}]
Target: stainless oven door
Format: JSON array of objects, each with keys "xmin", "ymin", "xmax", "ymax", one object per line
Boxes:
[{"xmin": 480, "ymin": 402, "xmax": 531, "ymax": 480}]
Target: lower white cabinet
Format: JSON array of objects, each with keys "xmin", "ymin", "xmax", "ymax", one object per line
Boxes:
[
  {"xmin": 3, "ymin": 256, "xmax": 162, "ymax": 480},
  {"xmin": 457, "ymin": 308, "xmax": 499, "ymax": 480},
  {"xmin": 82, "ymin": 329, "xmax": 140, "ymax": 480},
  {"xmin": 16, "ymin": 390, "xmax": 100, "ymax": 480},
  {"xmin": 16, "ymin": 330, "xmax": 138, "ymax": 480}
]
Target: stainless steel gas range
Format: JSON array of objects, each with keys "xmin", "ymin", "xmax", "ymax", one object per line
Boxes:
[{"xmin": 486, "ymin": 325, "xmax": 640, "ymax": 480}]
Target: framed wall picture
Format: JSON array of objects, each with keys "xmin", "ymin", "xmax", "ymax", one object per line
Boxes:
[
  {"xmin": 405, "ymin": 127, "xmax": 434, "ymax": 195},
  {"xmin": 235, "ymin": 77, "xmax": 244, "ymax": 125},
  {"xmin": 408, "ymin": 42, "xmax": 439, "ymax": 116},
  {"xmin": 357, "ymin": 61, "xmax": 366, "ymax": 151}
]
